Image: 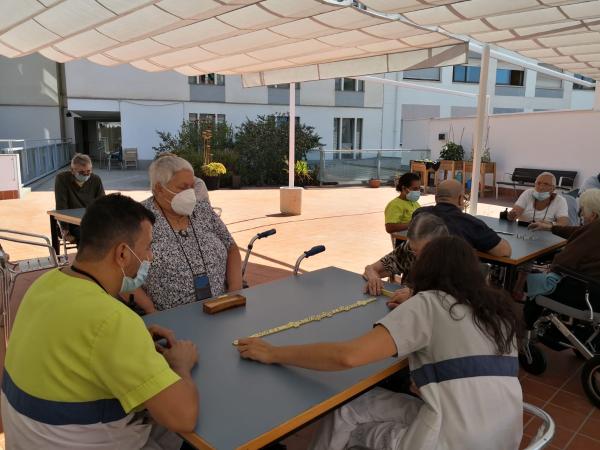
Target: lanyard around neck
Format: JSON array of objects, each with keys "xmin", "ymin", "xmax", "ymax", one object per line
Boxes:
[
  {"xmin": 70, "ymin": 265, "xmax": 108, "ymax": 294},
  {"xmin": 158, "ymin": 202, "xmax": 208, "ymax": 274}
]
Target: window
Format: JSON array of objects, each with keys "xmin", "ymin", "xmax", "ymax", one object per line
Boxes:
[
  {"xmin": 496, "ymin": 69, "xmax": 524, "ymax": 86},
  {"xmin": 453, "ymin": 65, "xmax": 480, "ymax": 83},
  {"xmin": 269, "ymin": 83, "xmax": 300, "ymax": 89},
  {"xmin": 403, "ymin": 68, "xmax": 441, "ymax": 81},
  {"xmin": 574, "ymin": 74, "xmax": 596, "ymax": 90},
  {"xmin": 333, "ymin": 117, "xmax": 363, "ymax": 158},
  {"xmin": 189, "ymin": 113, "xmax": 225, "ymax": 126},
  {"xmin": 188, "ymin": 73, "xmax": 225, "ymax": 85},
  {"xmin": 274, "ymin": 115, "xmax": 301, "ymax": 127},
  {"xmin": 453, "ymin": 65, "xmax": 525, "ymax": 86},
  {"xmin": 536, "ymin": 64, "xmax": 562, "ymax": 89},
  {"xmin": 335, "ymin": 78, "xmax": 364, "ymax": 92}
]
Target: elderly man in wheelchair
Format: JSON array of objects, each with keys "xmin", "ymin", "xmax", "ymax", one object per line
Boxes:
[{"xmin": 520, "ymin": 189, "xmax": 600, "ymax": 407}]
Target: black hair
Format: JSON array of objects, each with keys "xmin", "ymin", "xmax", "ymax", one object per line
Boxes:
[
  {"xmin": 78, "ymin": 194, "xmax": 155, "ymax": 259},
  {"xmin": 396, "ymin": 172, "xmax": 421, "ymax": 192},
  {"xmin": 410, "ymin": 235, "xmax": 522, "ymax": 355}
]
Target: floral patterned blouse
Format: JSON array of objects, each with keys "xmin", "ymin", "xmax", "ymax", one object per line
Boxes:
[{"xmin": 141, "ymin": 198, "xmax": 234, "ymax": 310}]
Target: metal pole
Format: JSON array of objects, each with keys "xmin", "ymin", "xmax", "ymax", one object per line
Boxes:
[
  {"xmin": 288, "ymin": 82, "xmax": 296, "ymax": 188},
  {"xmin": 469, "ymin": 45, "xmax": 491, "ymax": 215},
  {"xmin": 594, "ymin": 81, "xmax": 600, "ymax": 111},
  {"xmin": 319, "ymin": 149, "xmax": 324, "ymax": 186}
]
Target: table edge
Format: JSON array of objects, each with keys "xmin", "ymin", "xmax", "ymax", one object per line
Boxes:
[
  {"xmin": 47, "ymin": 210, "xmax": 83, "ymax": 225},
  {"xmin": 182, "ymin": 359, "xmax": 407, "ymax": 450},
  {"xmin": 392, "ymin": 234, "xmax": 565, "ymax": 266}
]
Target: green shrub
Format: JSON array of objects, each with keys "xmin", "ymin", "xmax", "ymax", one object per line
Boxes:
[{"xmin": 235, "ymin": 114, "xmax": 322, "ymax": 186}]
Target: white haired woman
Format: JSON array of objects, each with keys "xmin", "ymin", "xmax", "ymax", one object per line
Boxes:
[
  {"xmin": 130, "ymin": 155, "xmax": 242, "ymax": 312},
  {"xmin": 526, "ymin": 188, "xmax": 600, "ymax": 307}
]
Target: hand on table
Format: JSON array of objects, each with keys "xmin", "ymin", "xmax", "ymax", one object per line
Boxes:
[
  {"xmin": 147, "ymin": 324, "xmax": 176, "ymax": 349},
  {"xmin": 386, "ymin": 287, "xmax": 412, "ymax": 309},
  {"xmin": 363, "ymin": 272, "xmax": 384, "ymax": 296},
  {"xmin": 236, "ymin": 338, "xmax": 275, "ymax": 364},
  {"xmin": 507, "ymin": 210, "xmax": 518, "ymax": 221},
  {"xmin": 162, "ymin": 340, "xmax": 199, "ymax": 373},
  {"xmin": 528, "ymin": 221, "xmax": 552, "ymax": 231}
]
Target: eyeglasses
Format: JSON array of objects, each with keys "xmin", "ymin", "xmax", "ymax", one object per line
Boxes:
[{"xmin": 406, "ymin": 241, "xmax": 417, "ymax": 256}]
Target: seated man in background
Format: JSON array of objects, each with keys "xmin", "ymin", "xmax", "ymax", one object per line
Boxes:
[
  {"xmin": 2, "ymin": 194, "xmax": 199, "ymax": 450},
  {"xmin": 507, "ymin": 172, "xmax": 569, "ymax": 226},
  {"xmin": 414, "ymin": 179, "xmax": 512, "ymax": 257},
  {"xmin": 580, "ymin": 172, "xmax": 600, "ymax": 195},
  {"xmin": 54, "ymin": 153, "xmax": 105, "ymax": 243},
  {"xmin": 384, "ymin": 172, "xmax": 422, "ymax": 234}
]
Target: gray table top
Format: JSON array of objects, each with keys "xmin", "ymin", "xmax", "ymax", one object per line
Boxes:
[
  {"xmin": 47, "ymin": 208, "xmax": 85, "ymax": 225},
  {"xmin": 475, "ymin": 215, "xmax": 565, "ymax": 265},
  {"xmin": 393, "ymin": 214, "xmax": 565, "ymax": 266},
  {"xmin": 144, "ymin": 267, "xmax": 401, "ymax": 450}
]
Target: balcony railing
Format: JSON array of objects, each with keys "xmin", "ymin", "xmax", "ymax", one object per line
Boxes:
[
  {"xmin": 306, "ymin": 148, "xmax": 430, "ymax": 185},
  {"xmin": 0, "ymin": 139, "xmax": 73, "ymax": 186}
]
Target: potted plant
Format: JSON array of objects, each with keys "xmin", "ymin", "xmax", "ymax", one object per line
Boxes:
[
  {"xmin": 439, "ymin": 141, "xmax": 465, "ymax": 161},
  {"xmin": 368, "ymin": 178, "xmax": 381, "ymax": 188},
  {"xmin": 201, "ymin": 162, "xmax": 227, "ymax": 190}
]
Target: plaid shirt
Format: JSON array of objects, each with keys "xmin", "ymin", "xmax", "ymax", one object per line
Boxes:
[{"xmin": 379, "ymin": 240, "xmax": 416, "ymax": 279}]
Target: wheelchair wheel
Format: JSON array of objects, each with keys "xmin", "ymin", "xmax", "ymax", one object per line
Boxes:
[
  {"xmin": 581, "ymin": 356, "xmax": 600, "ymax": 408},
  {"xmin": 519, "ymin": 343, "xmax": 547, "ymax": 375}
]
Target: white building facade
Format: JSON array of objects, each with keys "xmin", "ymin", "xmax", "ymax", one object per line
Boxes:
[{"xmin": 0, "ymin": 53, "xmax": 596, "ymax": 168}]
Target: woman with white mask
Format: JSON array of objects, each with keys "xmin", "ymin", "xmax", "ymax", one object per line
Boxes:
[
  {"xmin": 131, "ymin": 155, "xmax": 242, "ymax": 312},
  {"xmin": 507, "ymin": 172, "xmax": 570, "ymax": 226}
]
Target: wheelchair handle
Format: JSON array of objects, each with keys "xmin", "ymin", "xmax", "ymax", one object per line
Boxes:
[{"xmin": 257, "ymin": 229, "xmax": 276, "ymax": 239}]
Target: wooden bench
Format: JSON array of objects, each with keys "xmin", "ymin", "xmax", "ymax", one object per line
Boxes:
[{"xmin": 496, "ymin": 168, "xmax": 577, "ymax": 199}]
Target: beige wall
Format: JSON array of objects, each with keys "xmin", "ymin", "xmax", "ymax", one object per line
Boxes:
[
  {"xmin": 65, "ymin": 60, "xmax": 189, "ymax": 101},
  {"xmin": 415, "ymin": 110, "xmax": 600, "ymax": 186},
  {"xmin": 0, "ymin": 54, "xmax": 58, "ymax": 106}
]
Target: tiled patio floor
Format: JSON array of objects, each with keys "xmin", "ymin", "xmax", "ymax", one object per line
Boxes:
[{"xmin": 0, "ymin": 169, "xmax": 597, "ymax": 449}]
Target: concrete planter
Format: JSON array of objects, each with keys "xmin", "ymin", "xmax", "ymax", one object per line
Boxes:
[{"xmin": 280, "ymin": 187, "xmax": 302, "ymax": 215}]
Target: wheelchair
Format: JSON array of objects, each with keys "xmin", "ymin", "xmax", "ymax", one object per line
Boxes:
[{"xmin": 520, "ymin": 265, "xmax": 600, "ymax": 407}]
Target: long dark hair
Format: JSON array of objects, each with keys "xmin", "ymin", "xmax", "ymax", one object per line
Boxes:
[{"xmin": 409, "ymin": 236, "xmax": 522, "ymax": 355}]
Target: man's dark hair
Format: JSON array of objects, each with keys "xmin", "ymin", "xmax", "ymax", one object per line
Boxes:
[
  {"xmin": 396, "ymin": 172, "xmax": 420, "ymax": 192},
  {"xmin": 78, "ymin": 194, "xmax": 155, "ymax": 259}
]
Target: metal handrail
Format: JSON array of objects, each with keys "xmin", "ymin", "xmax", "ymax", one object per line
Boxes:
[{"xmin": 523, "ymin": 403, "xmax": 555, "ymax": 450}]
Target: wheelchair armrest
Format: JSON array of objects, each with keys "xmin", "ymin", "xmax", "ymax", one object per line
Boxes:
[{"xmin": 553, "ymin": 265, "xmax": 600, "ymax": 290}]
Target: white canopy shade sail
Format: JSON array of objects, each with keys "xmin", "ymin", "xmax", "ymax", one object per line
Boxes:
[
  {"xmin": 3, "ymin": 1, "xmax": 599, "ymax": 85},
  {"xmin": 0, "ymin": 0, "xmax": 469, "ymax": 82}
]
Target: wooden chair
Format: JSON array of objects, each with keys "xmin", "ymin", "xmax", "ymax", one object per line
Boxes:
[{"xmin": 122, "ymin": 148, "xmax": 138, "ymax": 170}]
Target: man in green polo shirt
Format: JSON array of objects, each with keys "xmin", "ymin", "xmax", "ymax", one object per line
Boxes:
[
  {"xmin": 2, "ymin": 194, "xmax": 199, "ymax": 450},
  {"xmin": 54, "ymin": 153, "xmax": 105, "ymax": 243}
]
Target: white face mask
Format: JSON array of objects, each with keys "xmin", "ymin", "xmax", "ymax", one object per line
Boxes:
[{"xmin": 164, "ymin": 186, "xmax": 196, "ymax": 216}]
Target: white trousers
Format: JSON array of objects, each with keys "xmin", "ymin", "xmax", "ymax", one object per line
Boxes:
[{"xmin": 309, "ymin": 388, "xmax": 423, "ymax": 450}]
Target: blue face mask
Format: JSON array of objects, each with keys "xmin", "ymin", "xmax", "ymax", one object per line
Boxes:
[
  {"xmin": 532, "ymin": 190, "xmax": 551, "ymax": 201},
  {"xmin": 406, "ymin": 190, "xmax": 421, "ymax": 202},
  {"xmin": 74, "ymin": 173, "xmax": 90, "ymax": 183},
  {"xmin": 120, "ymin": 245, "xmax": 150, "ymax": 293}
]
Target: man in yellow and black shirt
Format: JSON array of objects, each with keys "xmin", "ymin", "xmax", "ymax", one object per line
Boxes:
[{"xmin": 2, "ymin": 194, "xmax": 199, "ymax": 450}]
